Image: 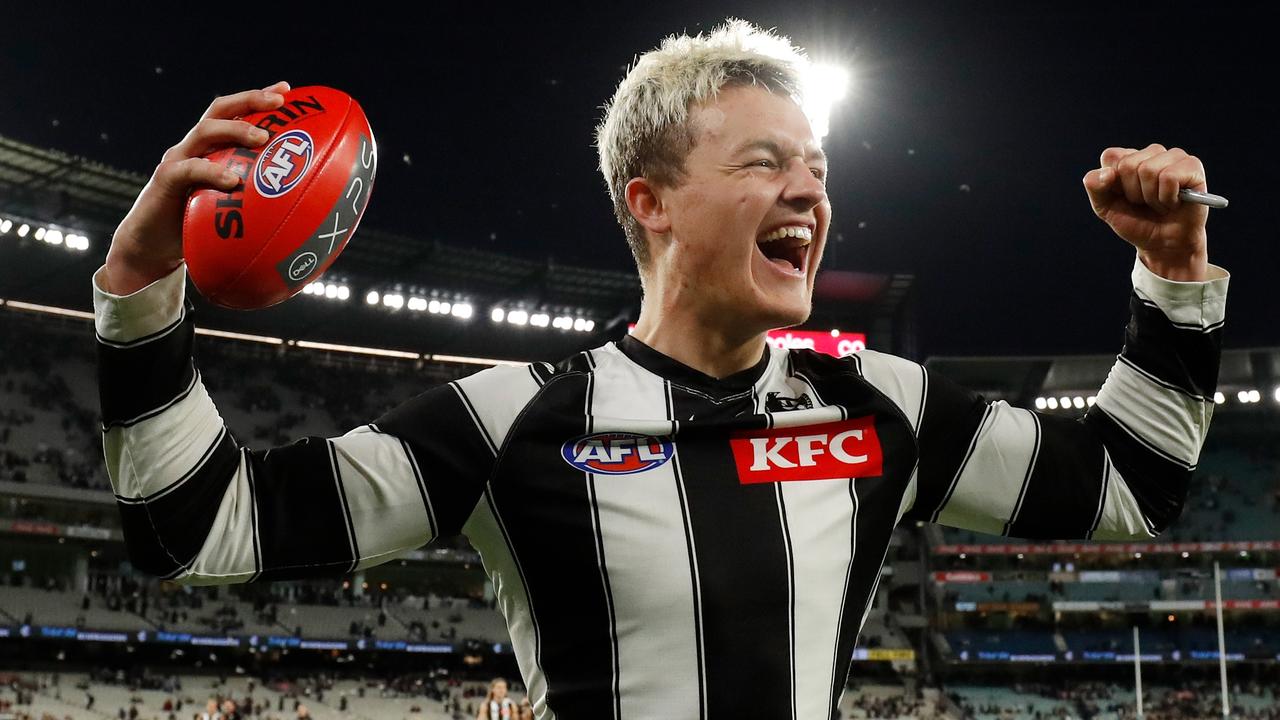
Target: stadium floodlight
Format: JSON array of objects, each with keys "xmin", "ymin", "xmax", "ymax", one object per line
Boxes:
[
  {"xmin": 324, "ymin": 284, "xmax": 338, "ymax": 299},
  {"xmin": 440, "ymin": 301, "xmax": 452, "ymax": 315},
  {"xmin": 17, "ymin": 223, "xmax": 29, "ymax": 237},
  {"xmin": 830, "ymin": 329, "xmax": 840, "ymax": 337},
  {"xmin": 1274, "ymin": 387, "xmax": 1280, "ymax": 403},
  {"xmin": 34, "ymin": 226, "xmax": 46, "ymax": 241},
  {"xmin": 1214, "ymin": 392, "xmax": 1226, "ymax": 405},
  {"xmin": 1046, "ymin": 397, "xmax": 1059, "ymax": 410},
  {"xmin": 491, "ymin": 307, "xmax": 505, "ymax": 323},
  {"xmin": 337, "ymin": 286, "xmax": 350, "ymax": 301},
  {"xmin": 0, "ymin": 219, "xmax": 11, "ymax": 233},
  {"xmin": 530, "ymin": 313, "xmax": 550, "ymax": 328},
  {"xmin": 1237, "ymin": 390, "xmax": 1249, "ymax": 403},
  {"xmin": 1072, "ymin": 396, "xmax": 1085, "ymax": 409},
  {"xmin": 1058, "ymin": 396, "xmax": 1071, "ymax": 410},
  {"xmin": 1034, "ymin": 397, "xmax": 1047, "ymax": 410},
  {"xmin": 407, "ymin": 297, "xmax": 425, "ymax": 311},
  {"xmin": 1249, "ymin": 390, "xmax": 1261, "ymax": 403},
  {"xmin": 452, "ymin": 303, "xmax": 472, "ymax": 319},
  {"xmin": 366, "ymin": 291, "xmax": 379, "ymax": 305},
  {"xmin": 583, "ymin": 320, "xmax": 595, "ymax": 332},
  {"xmin": 383, "ymin": 293, "xmax": 404, "ymax": 310},
  {"xmin": 801, "ymin": 62, "xmax": 851, "ymax": 141},
  {"xmin": 427, "ymin": 299, "xmax": 440, "ymax": 314},
  {"xmin": 46, "ymin": 229, "xmax": 63, "ymax": 245},
  {"xmin": 507, "ymin": 309, "xmax": 528, "ymax": 326}
]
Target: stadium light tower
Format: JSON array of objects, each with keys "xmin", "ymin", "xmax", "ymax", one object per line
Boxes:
[{"xmin": 802, "ymin": 61, "xmax": 852, "ymax": 141}]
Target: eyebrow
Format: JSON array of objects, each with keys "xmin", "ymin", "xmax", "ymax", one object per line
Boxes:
[{"xmin": 731, "ymin": 138, "xmax": 827, "ymax": 163}]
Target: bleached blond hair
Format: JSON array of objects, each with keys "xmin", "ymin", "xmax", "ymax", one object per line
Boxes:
[{"xmin": 595, "ymin": 19, "xmax": 810, "ymax": 268}]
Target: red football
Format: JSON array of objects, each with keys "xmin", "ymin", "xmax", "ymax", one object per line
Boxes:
[{"xmin": 183, "ymin": 86, "xmax": 377, "ymax": 309}]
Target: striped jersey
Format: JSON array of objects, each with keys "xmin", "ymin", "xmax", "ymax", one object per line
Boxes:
[{"xmin": 93, "ymin": 257, "xmax": 1228, "ymax": 720}]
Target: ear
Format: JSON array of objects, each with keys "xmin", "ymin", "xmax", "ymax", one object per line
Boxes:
[{"xmin": 624, "ymin": 176, "xmax": 672, "ymax": 237}]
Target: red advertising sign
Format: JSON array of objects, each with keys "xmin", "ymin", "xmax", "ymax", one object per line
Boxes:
[
  {"xmin": 628, "ymin": 326, "xmax": 868, "ymax": 358},
  {"xmin": 933, "ymin": 571, "xmax": 992, "ymax": 583}
]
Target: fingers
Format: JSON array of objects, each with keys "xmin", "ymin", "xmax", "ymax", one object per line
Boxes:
[
  {"xmin": 200, "ymin": 81, "xmax": 291, "ymax": 122},
  {"xmin": 163, "ymin": 118, "xmax": 270, "ymax": 163},
  {"xmin": 153, "ymin": 157, "xmax": 242, "ymax": 197},
  {"xmin": 1089, "ymin": 143, "xmax": 1208, "ymax": 214}
]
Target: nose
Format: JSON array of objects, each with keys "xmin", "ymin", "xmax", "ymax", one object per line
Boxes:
[{"xmin": 780, "ymin": 158, "xmax": 827, "ymax": 212}]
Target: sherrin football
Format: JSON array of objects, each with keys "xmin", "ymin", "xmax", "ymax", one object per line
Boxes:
[{"xmin": 183, "ymin": 86, "xmax": 377, "ymax": 309}]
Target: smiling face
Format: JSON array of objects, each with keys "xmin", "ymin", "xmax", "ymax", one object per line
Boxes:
[{"xmin": 650, "ymin": 83, "xmax": 830, "ymax": 334}]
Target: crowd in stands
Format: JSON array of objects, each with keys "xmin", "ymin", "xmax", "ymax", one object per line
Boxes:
[{"xmin": 0, "ymin": 311, "xmax": 468, "ymax": 492}]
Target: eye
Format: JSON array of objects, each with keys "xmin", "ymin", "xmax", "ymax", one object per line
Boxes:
[
  {"xmin": 810, "ymin": 167, "xmax": 827, "ymax": 182},
  {"xmin": 748, "ymin": 159, "xmax": 778, "ymax": 169}
]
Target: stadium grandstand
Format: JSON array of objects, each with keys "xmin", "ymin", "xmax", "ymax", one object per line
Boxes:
[{"xmin": 2, "ymin": 128, "xmax": 1279, "ymax": 720}]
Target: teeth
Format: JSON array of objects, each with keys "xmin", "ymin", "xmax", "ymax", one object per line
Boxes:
[{"xmin": 758, "ymin": 225, "xmax": 813, "ymax": 243}]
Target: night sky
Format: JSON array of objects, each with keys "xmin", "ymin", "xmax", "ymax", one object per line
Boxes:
[{"xmin": 3, "ymin": 1, "xmax": 1275, "ymax": 357}]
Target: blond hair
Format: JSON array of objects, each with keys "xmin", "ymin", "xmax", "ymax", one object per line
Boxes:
[{"xmin": 595, "ymin": 19, "xmax": 810, "ymax": 268}]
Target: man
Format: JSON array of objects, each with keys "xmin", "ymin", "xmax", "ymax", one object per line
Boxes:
[{"xmin": 94, "ymin": 19, "xmax": 1226, "ymax": 720}]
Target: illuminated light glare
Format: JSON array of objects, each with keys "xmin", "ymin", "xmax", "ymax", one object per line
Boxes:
[
  {"xmin": 1181, "ymin": 551, "xmax": 1190, "ymax": 558},
  {"xmin": 295, "ymin": 339, "xmax": 419, "ymax": 359},
  {"xmin": 17, "ymin": 224, "xmax": 29, "ymax": 237},
  {"xmin": 1274, "ymin": 387, "xmax": 1280, "ymax": 403},
  {"xmin": 427, "ymin": 299, "xmax": 440, "ymax": 314},
  {"xmin": 383, "ymin": 294, "xmax": 404, "ymax": 310},
  {"xmin": 407, "ymin": 297, "xmax": 426, "ymax": 312},
  {"xmin": 530, "ymin": 313, "xmax": 550, "ymax": 328},
  {"xmin": 336, "ymin": 286, "xmax": 349, "ymax": 301},
  {"xmin": 325, "ymin": 284, "xmax": 338, "ymax": 299},
  {"xmin": 1238, "ymin": 390, "xmax": 1250, "ymax": 403},
  {"xmin": 1086, "ymin": 396, "xmax": 1096, "ymax": 407},
  {"xmin": 1135, "ymin": 552, "xmax": 1143, "ymax": 559},
  {"xmin": 800, "ymin": 62, "xmax": 851, "ymax": 140},
  {"xmin": 1058, "ymin": 397, "xmax": 1071, "ymax": 410},
  {"xmin": 583, "ymin": 320, "xmax": 594, "ymax": 332},
  {"xmin": 1034, "ymin": 397, "xmax": 1047, "ymax": 410},
  {"xmin": 1046, "ymin": 397, "xmax": 1059, "ymax": 410},
  {"xmin": 830, "ymin": 329, "xmax": 840, "ymax": 337},
  {"xmin": 451, "ymin": 303, "xmax": 472, "ymax": 319},
  {"xmin": 46, "ymin": 229, "xmax": 63, "ymax": 245},
  {"xmin": 34, "ymin": 227, "xmax": 46, "ymax": 240},
  {"xmin": 507, "ymin": 310, "xmax": 528, "ymax": 326},
  {"xmin": 439, "ymin": 302, "xmax": 452, "ymax": 315},
  {"xmin": 366, "ymin": 291, "xmax": 379, "ymax": 305},
  {"xmin": 0, "ymin": 219, "xmax": 10, "ymax": 233},
  {"xmin": 1249, "ymin": 390, "xmax": 1261, "ymax": 403},
  {"xmin": 1072, "ymin": 396, "xmax": 1085, "ymax": 410},
  {"xmin": 491, "ymin": 308, "xmax": 505, "ymax": 323},
  {"xmin": 1214, "ymin": 391, "xmax": 1226, "ymax": 405},
  {"xmin": 573, "ymin": 318, "xmax": 587, "ymax": 332}
]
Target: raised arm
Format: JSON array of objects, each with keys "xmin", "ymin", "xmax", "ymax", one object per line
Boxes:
[
  {"xmin": 889, "ymin": 144, "xmax": 1228, "ymax": 540},
  {"xmin": 94, "ymin": 82, "xmax": 506, "ymax": 583}
]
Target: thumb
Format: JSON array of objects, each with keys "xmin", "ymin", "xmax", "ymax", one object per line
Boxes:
[{"xmin": 1082, "ymin": 166, "xmax": 1117, "ymax": 216}]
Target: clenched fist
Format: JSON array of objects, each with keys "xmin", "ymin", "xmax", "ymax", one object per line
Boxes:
[{"xmin": 1083, "ymin": 143, "xmax": 1210, "ymax": 282}]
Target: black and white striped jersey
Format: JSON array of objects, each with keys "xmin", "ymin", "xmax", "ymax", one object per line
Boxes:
[{"xmin": 93, "ymin": 257, "xmax": 1228, "ymax": 720}]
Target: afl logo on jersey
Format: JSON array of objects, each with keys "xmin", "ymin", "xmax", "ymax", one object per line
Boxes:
[
  {"xmin": 254, "ymin": 129, "xmax": 314, "ymax": 198},
  {"xmin": 561, "ymin": 432, "xmax": 674, "ymax": 475}
]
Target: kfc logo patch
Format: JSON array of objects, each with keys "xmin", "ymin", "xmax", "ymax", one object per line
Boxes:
[{"xmin": 730, "ymin": 415, "xmax": 883, "ymax": 484}]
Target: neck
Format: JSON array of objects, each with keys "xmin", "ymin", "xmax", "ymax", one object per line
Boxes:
[{"xmin": 630, "ymin": 287, "xmax": 767, "ymax": 380}]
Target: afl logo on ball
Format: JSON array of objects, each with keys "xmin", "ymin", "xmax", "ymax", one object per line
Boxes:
[
  {"xmin": 254, "ymin": 129, "xmax": 314, "ymax": 198},
  {"xmin": 561, "ymin": 432, "xmax": 674, "ymax": 475}
]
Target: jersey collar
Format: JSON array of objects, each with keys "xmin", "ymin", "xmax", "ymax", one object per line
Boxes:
[{"xmin": 615, "ymin": 334, "xmax": 771, "ymax": 398}]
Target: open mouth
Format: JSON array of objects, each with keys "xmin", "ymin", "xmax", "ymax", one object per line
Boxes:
[{"xmin": 756, "ymin": 225, "xmax": 813, "ymax": 274}]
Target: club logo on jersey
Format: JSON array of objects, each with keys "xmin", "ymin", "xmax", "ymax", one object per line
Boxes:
[
  {"xmin": 561, "ymin": 432, "xmax": 674, "ymax": 475},
  {"xmin": 729, "ymin": 415, "xmax": 883, "ymax": 484},
  {"xmin": 254, "ymin": 129, "xmax": 314, "ymax": 198}
]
